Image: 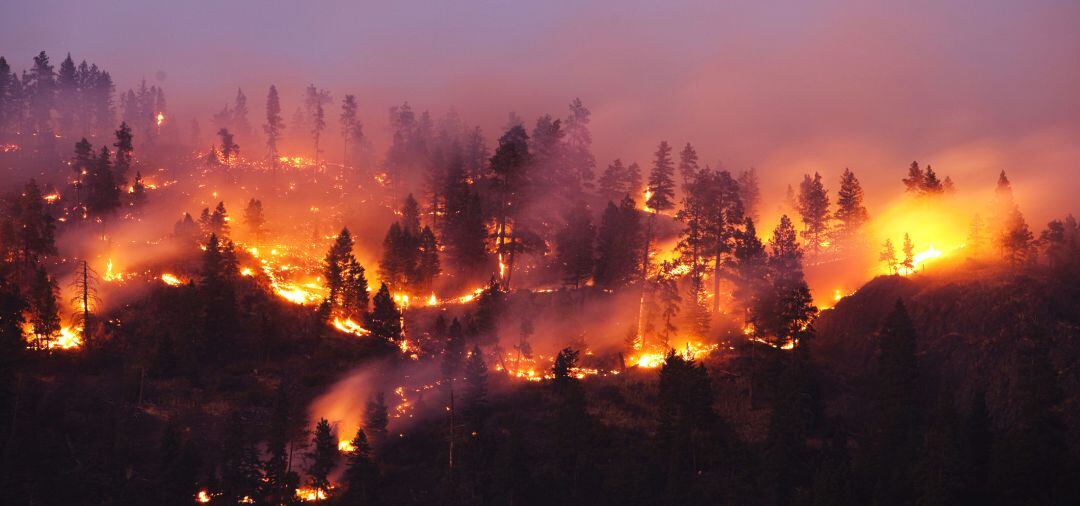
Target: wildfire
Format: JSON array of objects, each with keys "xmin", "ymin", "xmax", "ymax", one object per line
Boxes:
[
  {"xmin": 897, "ymin": 244, "xmax": 944, "ymax": 275},
  {"xmin": 332, "ymin": 317, "xmax": 370, "ymax": 337},
  {"xmin": 155, "ymin": 112, "xmax": 165, "ymax": 127},
  {"xmin": 195, "ymin": 489, "xmax": 212, "ymax": 503},
  {"xmin": 628, "ymin": 341, "xmax": 719, "ymax": 369},
  {"xmin": 22, "ymin": 323, "xmax": 82, "ymax": 350},
  {"xmin": 295, "ymin": 487, "xmax": 329, "ymax": 502},
  {"xmin": 102, "ymin": 259, "xmax": 124, "ymax": 282},
  {"xmin": 160, "ymin": 273, "xmax": 183, "ymax": 286},
  {"xmin": 338, "ymin": 439, "xmax": 355, "ymax": 452},
  {"xmin": 42, "ymin": 192, "xmax": 60, "ymax": 203}
]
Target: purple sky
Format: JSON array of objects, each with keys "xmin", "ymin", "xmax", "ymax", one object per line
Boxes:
[{"xmin": 2, "ymin": 0, "xmax": 1078, "ymax": 219}]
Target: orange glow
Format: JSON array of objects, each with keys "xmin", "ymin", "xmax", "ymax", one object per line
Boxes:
[
  {"xmin": 332, "ymin": 318, "xmax": 370, "ymax": 337},
  {"xmin": 155, "ymin": 112, "xmax": 165, "ymax": 127},
  {"xmin": 160, "ymin": 273, "xmax": 183, "ymax": 286}
]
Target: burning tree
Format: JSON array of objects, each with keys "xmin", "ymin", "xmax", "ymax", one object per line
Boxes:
[{"xmin": 797, "ymin": 172, "xmax": 830, "ymax": 256}]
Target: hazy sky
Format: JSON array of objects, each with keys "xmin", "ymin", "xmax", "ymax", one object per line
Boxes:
[{"xmin": 3, "ymin": 0, "xmax": 1078, "ymax": 219}]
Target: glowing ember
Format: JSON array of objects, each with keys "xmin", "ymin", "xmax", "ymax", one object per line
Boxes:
[
  {"xmin": 240, "ymin": 267, "xmax": 254, "ymax": 276},
  {"xmin": 338, "ymin": 439, "xmax": 355, "ymax": 452},
  {"xmin": 195, "ymin": 489, "xmax": 212, "ymax": 503},
  {"xmin": 155, "ymin": 112, "xmax": 165, "ymax": 127},
  {"xmin": 42, "ymin": 192, "xmax": 60, "ymax": 203}
]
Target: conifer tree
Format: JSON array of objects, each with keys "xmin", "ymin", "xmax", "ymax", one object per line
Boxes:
[
  {"xmin": 217, "ymin": 128, "xmax": 238, "ymax": 162},
  {"xmin": 365, "ymin": 392, "xmax": 390, "ymax": 448},
  {"xmin": 463, "ymin": 344, "xmax": 489, "ymax": 433},
  {"xmin": 554, "ymin": 202, "xmax": 595, "ymax": 288},
  {"xmin": 112, "ymin": 121, "xmax": 134, "ymax": 184},
  {"xmin": 677, "ymin": 142, "xmax": 699, "ymax": 191},
  {"xmin": 643, "ymin": 141, "xmax": 676, "ymax": 284},
  {"xmin": 870, "ymin": 300, "xmax": 919, "ymax": 505},
  {"xmin": 365, "ymin": 283, "xmax": 402, "ymax": 343},
  {"xmin": 342, "ymin": 428, "xmax": 376, "ymax": 504},
  {"xmin": 28, "ymin": 266, "xmax": 60, "ymax": 350},
  {"xmin": 738, "ymin": 168, "xmax": 761, "ymax": 224},
  {"xmin": 243, "ymin": 198, "xmax": 265, "ymax": 240},
  {"xmin": 340, "ymin": 94, "xmax": 359, "ymax": 167},
  {"xmin": 797, "ymin": 172, "xmax": 830, "ymax": 256},
  {"xmin": 306, "ymin": 418, "xmax": 337, "ymax": 494},
  {"xmin": 902, "ymin": 161, "xmax": 924, "ymax": 194},
  {"xmin": 264, "ymin": 85, "xmax": 284, "ymax": 165},
  {"xmin": 594, "ymin": 196, "xmax": 641, "ymax": 289},
  {"xmin": 834, "ymin": 168, "xmax": 869, "ymax": 243}
]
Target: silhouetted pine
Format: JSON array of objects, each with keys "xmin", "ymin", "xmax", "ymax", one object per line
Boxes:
[
  {"xmin": 365, "ymin": 283, "xmax": 402, "ymax": 343},
  {"xmin": 554, "ymin": 201, "xmax": 595, "ymax": 288}
]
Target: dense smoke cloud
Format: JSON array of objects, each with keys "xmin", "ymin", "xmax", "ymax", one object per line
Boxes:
[{"xmin": 3, "ymin": 0, "xmax": 1077, "ymax": 221}]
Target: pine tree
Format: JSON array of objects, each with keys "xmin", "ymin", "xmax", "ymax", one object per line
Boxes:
[
  {"xmin": 324, "ymin": 227, "xmax": 355, "ymax": 311},
  {"xmin": 922, "ymin": 165, "xmax": 943, "ymax": 194},
  {"xmin": 340, "ymin": 94, "xmax": 359, "ymax": 168},
  {"xmin": 365, "ymin": 392, "xmax": 390, "ymax": 448},
  {"xmin": 217, "ymin": 128, "xmax": 238, "ymax": 162},
  {"xmin": 113, "ymin": 121, "xmax": 134, "ymax": 184},
  {"xmin": 56, "ymin": 54, "xmax": 77, "ymax": 136},
  {"xmin": 130, "ymin": 171, "xmax": 147, "ymax": 207},
  {"xmin": 243, "ymin": 198, "xmax": 265, "ymax": 239},
  {"xmin": 677, "ymin": 142, "xmax": 699, "ymax": 190},
  {"xmin": 594, "ymin": 197, "xmax": 641, "ymax": 289},
  {"xmin": 902, "ymin": 161, "xmax": 924, "ymax": 194},
  {"xmin": 342, "ymin": 428, "xmax": 376, "ymax": 505},
  {"xmin": 220, "ymin": 412, "xmax": 263, "ymax": 503},
  {"xmin": 564, "ymin": 98, "xmax": 596, "ymax": 187},
  {"xmin": 232, "ymin": 88, "xmax": 252, "ymax": 139},
  {"xmin": 306, "ymin": 418, "xmax": 337, "ymax": 494},
  {"xmin": 86, "ymin": 146, "xmax": 121, "ymax": 218},
  {"xmin": 209, "ymin": 201, "xmax": 229, "ymax": 238},
  {"xmin": 738, "ymin": 168, "xmax": 761, "ymax": 224},
  {"xmin": 342, "ymin": 256, "xmax": 369, "ymax": 320},
  {"xmin": 701, "ymin": 170, "xmax": 744, "ymax": 313},
  {"xmin": 1001, "ymin": 208, "xmax": 1033, "ymax": 266},
  {"xmin": 797, "ymin": 172, "xmax": 831, "ymax": 255},
  {"xmin": 13, "ymin": 179, "xmax": 57, "ymax": 264},
  {"xmin": 489, "ymin": 124, "xmax": 531, "ymax": 284},
  {"xmin": 28, "ymin": 266, "xmax": 60, "ymax": 350},
  {"xmin": 463, "ymin": 344, "xmax": 489, "ymax": 433},
  {"xmin": 305, "ymin": 85, "xmax": 329, "ymax": 168},
  {"xmin": 554, "ymin": 202, "xmax": 595, "ymax": 288},
  {"xmin": 834, "ymin": 168, "xmax": 869, "ymax": 242},
  {"xmin": 869, "ymin": 300, "xmax": 919, "ymax": 505},
  {"xmin": 264, "ymin": 85, "xmax": 284, "ymax": 165},
  {"xmin": 365, "ymin": 283, "xmax": 402, "ymax": 343},
  {"xmin": 27, "ymin": 51, "xmax": 55, "ymax": 134},
  {"xmin": 442, "ymin": 157, "xmax": 488, "ymax": 277}
]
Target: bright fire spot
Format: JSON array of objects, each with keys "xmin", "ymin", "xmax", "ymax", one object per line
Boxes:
[
  {"xmin": 296, "ymin": 487, "xmax": 328, "ymax": 502},
  {"xmin": 161, "ymin": 273, "xmax": 183, "ymax": 286},
  {"xmin": 338, "ymin": 439, "xmax": 355, "ymax": 452},
  {"xmin": 898, "ymin": 245, "xmax": 944, "ymax": 275},
  {"xmin": 42, "ymin": 192, "xmax": 60, "ymax": 203},
  {"xmin": 426, "ymin": 293, "xmax": 438, "ymax": 306},
  {"xmin": 498, "ymin": 253, "xmax": 506, "ymax": 279},
  {"xmin": 54, "ymin": 326, "xmax": 82, "ymax": 350},
  {"xmin": 102, "ymin": 259, "xmax": 124, "ymax": 282},
  {"xmin": 834, "ymin": 289, "xmax": 843, "ymax": 302},
  {"xmin": 240, "ymin": 267, "xmax": 254, "ymax": 276},
  {"xmin": 628, "ymin": 341, "xmax": 718, "ymax": 369},
  {"xmin": 332, "ymin": 318, "xmax": 370, "ymax": 337},
  {"xmin": 195, "ymin": 489, "xmax": 212, "ymax": 503},
  {"xmin": 155, "ymin": 112, "xmax": 165, "ymax": 127},
  {"xmin": 393, "ymin": 293, "xmax": 410, "ymax": 309}
]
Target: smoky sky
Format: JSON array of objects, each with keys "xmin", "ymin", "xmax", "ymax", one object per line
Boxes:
[{"xmin": 3, "ymin": 0, "xmax": 1078, "ymax": 220}]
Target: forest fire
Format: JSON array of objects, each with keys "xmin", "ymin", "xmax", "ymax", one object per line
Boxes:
[{"xmin": 2, "ymin": 12, "xmax": 1077, "ymax": 504}]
